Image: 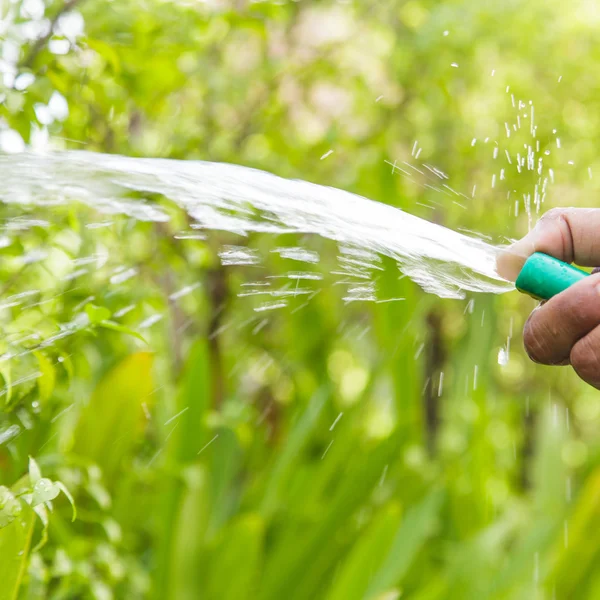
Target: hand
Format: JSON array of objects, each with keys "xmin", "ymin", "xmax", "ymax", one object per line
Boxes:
[{"xmin": 497, "ymin": 208, "xmax": 600, "ymax": 389}]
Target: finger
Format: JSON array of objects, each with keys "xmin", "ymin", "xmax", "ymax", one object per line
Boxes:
[
  {"xmin": 523, "ymin": 272, "xmax": 600, "ymax": 365},
  {"xmin": 571, "ymin": 324, "xmax": 600, "ymax": 389},
  {"xmin": 497, "ymin": 208, "xmax": 600, "ymax": 281}
]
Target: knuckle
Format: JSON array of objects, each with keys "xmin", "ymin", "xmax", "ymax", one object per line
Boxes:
[
  {"xmin": 571, "ymin": 335, "xmax": 600, "ymax": 386},
  {"xmin": 536, "ymin": 207, "xmax": 576, "ymax": 263},
  {"xmin": 523, "ymin": 315, "xmax": 552, "ymax": 364},
  {"xmin": 569, "ymin": 290, "xmax": 596, "ymax": 328},
  {"xmin": 539, "ymin": 207, "xmax": 567, "ymax": 224}
]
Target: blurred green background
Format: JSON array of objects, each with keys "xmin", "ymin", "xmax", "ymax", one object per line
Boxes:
[{"xmin": 2, "ymin": 0, "xmax": 600, "ymax": 598}]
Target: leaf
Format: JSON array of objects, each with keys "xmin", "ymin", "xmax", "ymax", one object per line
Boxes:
[
  {"xmin": 532, "ymin": 404, "xmax": 568, "ymax": 518},
  {"xmin": 258, "ymin": 436, "xmax": 398, "ymax": 600},
  {"xmin": 85, "ymin": 303, "xmax": 112, "ymax": 324},
  {"xmin": 34, "ymin": 351, "xmax": 56, "ymax": 403},
  {"xmin": 31, "ymin": 503, "xmax": 49, "ymax": 552},
  {"xmin": 98, "ymin": 320, "xmax": 147, "ymax": 343},
  {"xmin": 58, "ymin": 352, "xmax": 74, "ymax": 382},
  {"xmin": 175, "ymin": 340, "xmax": 211, "ymax": 463},
  {"xmin": 152, "ymin": 342, "xmax": 212, "ymax": 599},
  {"xmin": 28, "ymin": 456, "xmax": 42, "ymax": 485},
  {"xmin": 327, "ymin": 504, "xmax": 403, "ymax": 600},
  {"xmin": 549, "ymin": 467, "xmax": 600, "ymax": 598},
  {"xmin": 165, "ymin": 465, "xmax": 211, "ymax": 600},
  {"xmin": 486, "ymin": 519, "xmax": 555, "ymax": 598},
  {"xmin": 0, "ymin": 362, "xmax": 12, "ymax": 406},
  {"xmin": 86, "ymin": 39, "xmax": 122, "ymax": 74},
  {"xmin": 0, "ymin": 486, "xmax": 22, "ymax": 529},
  {"xmin": 206, "ymin": 514, "xmax": 264, "ymax": 600},
  {"xmin": 72, "ymin": 352, "xmax": 154, "ymax": 481},
  {"xmin": 56, "ymin": 482, "xmax": 77, "ymax": 522},
  {"xmin": 0, "ymin": 500, "xmax": 35, "ymax": 600},
  {"xmin": 260, "ymin": 390, "xmax": 327, "ymax": 517},
  {"xmin": 365, "ymin": 489, "xmax": 445, "ymax": 599},
  {"xmin": 31, "ymin": 478, "xmax": 60, "ymax": 506},
  {"xmin": 28, "ymin": 457, "xmax": 76, "ymax": 520}
]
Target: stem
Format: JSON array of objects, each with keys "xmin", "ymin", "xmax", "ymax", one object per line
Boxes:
[{"xmin": 9, "ymin": 508, "xmax": 36, "ymax": 600}]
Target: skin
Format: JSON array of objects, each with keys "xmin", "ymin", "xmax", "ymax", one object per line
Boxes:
[{"xmin": 497, "ymin": 208, "xmax": 600, "ymax": 389}]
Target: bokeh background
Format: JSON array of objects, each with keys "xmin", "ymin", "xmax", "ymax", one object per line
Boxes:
[{"xmin": 2, "ymin": 0, "xmax": 600, "ymax": 598}]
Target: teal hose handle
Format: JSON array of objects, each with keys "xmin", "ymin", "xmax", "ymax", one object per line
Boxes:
[{"xmin": 515, "ymin": 252, "xmax": 589, "ymax": 301}]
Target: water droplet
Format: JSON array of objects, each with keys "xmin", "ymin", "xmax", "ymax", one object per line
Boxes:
[
  {"xmin": 0, "ymin": 425, "xmax": 21, "ymax": 445},
  {"xmin": 497, "ymin": 347, "xmax": 508, "ymax": 366}
]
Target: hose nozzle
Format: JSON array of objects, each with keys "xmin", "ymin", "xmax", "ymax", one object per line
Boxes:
[{"xmin": 515, "ymin": 252, "xmax": 589, "ymax": 301}]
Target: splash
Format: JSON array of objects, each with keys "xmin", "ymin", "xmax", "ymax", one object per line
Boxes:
[{"xmin": 0, "ymin": 150, "xmax": 512, "ymax": 298}]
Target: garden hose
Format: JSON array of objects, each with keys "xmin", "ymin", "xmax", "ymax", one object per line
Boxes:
[{"xmin": 515, "ymin": 252, "xmax": 589, "ymax": 301}]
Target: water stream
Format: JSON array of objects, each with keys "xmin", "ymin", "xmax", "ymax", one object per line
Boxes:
[{"xmin": 0, "ymin": 150, "xmax": 512, "ymax": 300}]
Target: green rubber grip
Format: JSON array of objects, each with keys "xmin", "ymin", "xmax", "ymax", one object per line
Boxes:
[{"xmin": 515, "ymin": 252, "xmax": 589, "ymax": 300}]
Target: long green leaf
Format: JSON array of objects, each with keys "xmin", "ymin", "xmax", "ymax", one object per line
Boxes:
[
  {"xmin": 365, "ymin": 489, "xmax": 445, "ymax": 599},
  {"xmin": 0, "ymin": 503, "xmax": 35, "ymax": 600},
  {"xmin": 260, "ymin": 390, "xmax": 327, "ymax": 517},
  {"xmin": 72, "ymin": 352, "xmax": 154, "ymax": 480},
  {"xmin": 327, "ymin": 503, "xmax": 403, "ymax": 600},
  {"xmin": 206, "ymin": 514, "xmax": 264, "ymax": 600},
  {"xmin": 153, "ymin": 341, "xmax": 212, "ymax": 600},
  {"xmin": 166, "ymin": 465, "xmax": 211, "ymax": 600}
]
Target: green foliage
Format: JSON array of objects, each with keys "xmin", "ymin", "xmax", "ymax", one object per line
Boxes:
[
  {"xmin": 0, "ymin": 500, "xmax": 35, "ymax": 600},
  {"xmin": 2, "ymin": 0, "xmax": 600, "ymax": 599},
  {"xmin": 0, "ymin": 457, "xmax": 74, "ymax": 600},
  {"xmin": 72, "ymin": 352, "xmax": 154, "ymax": 480}
]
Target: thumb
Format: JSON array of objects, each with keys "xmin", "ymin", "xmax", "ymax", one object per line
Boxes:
[{"xmin": 497, "ymin": 207, "xmax": 600, "ymax": 282}]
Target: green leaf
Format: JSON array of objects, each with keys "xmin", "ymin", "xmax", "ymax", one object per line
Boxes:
[
  {"xmin": 549, "ymin": 467, "xmax": 600, "ymax": 598},
  {"xmin": 31, "ymin": 478, "xmax": 60, "ymax": 506},
  {"xmin": 152, "ymin": 341, "xmax": 212, "ymax": 599},
  {"xmin": 175, "ymin": 340, "xmax": 211, "ymax": 463},
  {"xmin": 260, "ymin": 390, "xmax": 327, "ymax": 517},
  {"xmin": 0, "ymin": 486, "xmax": 22, "ymax": 529},
  {"xmin": 28, "ymin": 456, "xmax": 42, "ymax": 485},
  {"xmin": 365, "ymin": 489, "xmax": 445, "ymax": 599},
  {"xmin": 98, "ymin": 320, "xmax": 147, "ymax": 343},
  {"xmin": 0, "ymin": 500, "xmax": 35, "ymax": 600},
  {"xmin": 85, "ymin": 303, "xmax": 111, "ymax": 324},
  {"xmin": 206, "ymin": 514, "xmax": 264, "ymax": 600},
  {"xmin": 72, "ymin": 352, "xmax": 154, "ymax": 481},
  {"xmin": 86, "ymin": 39, "xmax": 122, "ymax": 74},
  {"xmin": 258, "ymin": 436, "xmax": 398, "ymax": 600},
  {"xmin": 165, "ymin": 465, "xmax": 211, "ymax": 600},
  {"xmin": 31, "ymin": 503, "xmax": 49, "ymax": 552},
  {"xmin": 28, "ymin": 458, "xmax": 76, "ymax": 520},
  {"xmin": 327, "ymin": 504, "xmax": 403, "ymax": 600},
  {"xmin": 532, "ymin": 404, "xmax": 568, "ymax": 518},
  {"xmin": 0, "ymin": 363, "xmax": 12, "ymax": 406},
  {"xmin": 56, "ymin": 482, "xmax": 77, "ymax": 522},
  {"xmin": 34, "ymin": 351, "xmax": 56, "ymax": 403},
  {"xmin": 58, "ymin": 352, "xmax": 74, "ymax": 382}
]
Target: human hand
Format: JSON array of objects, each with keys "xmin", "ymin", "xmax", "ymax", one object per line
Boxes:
[{"xmin": 497, "ymin": 208, "xmax": 600, "ymax": 388}]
